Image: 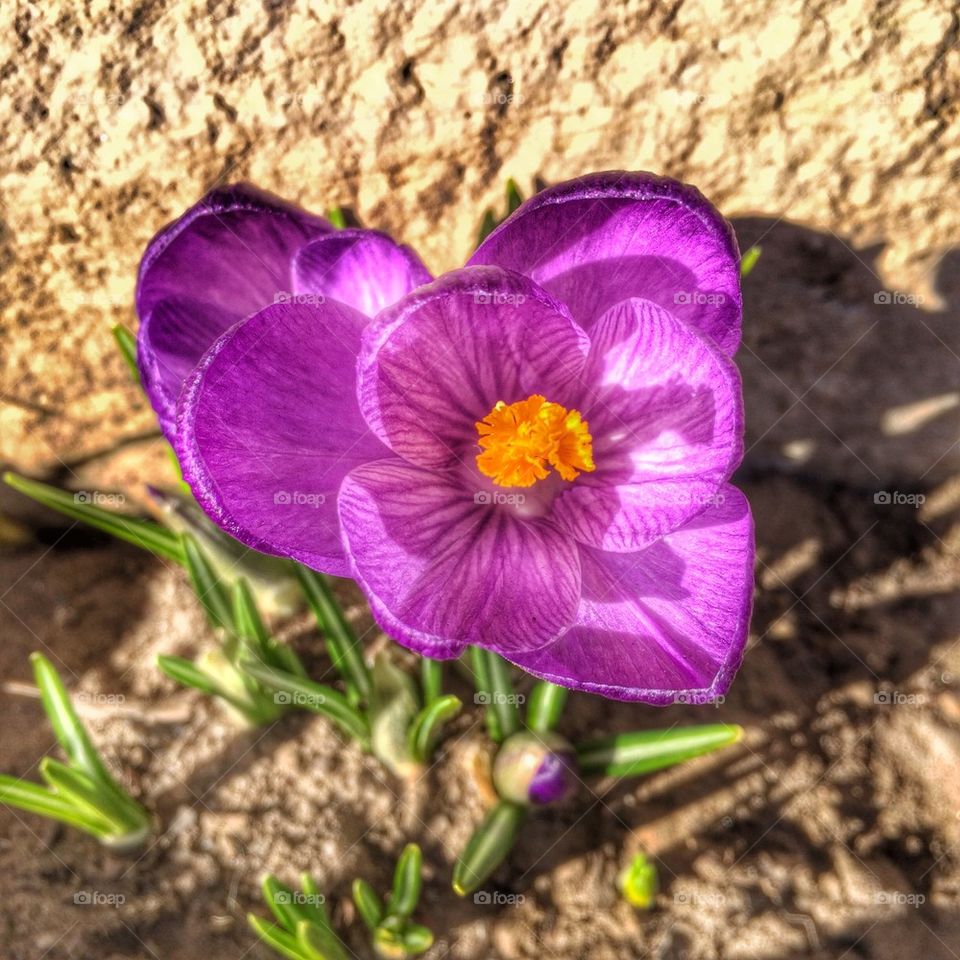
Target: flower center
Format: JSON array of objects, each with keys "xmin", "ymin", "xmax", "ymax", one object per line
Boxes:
[{"xmin": 475, "ymin": 394, "xmax": 596, "ymax": 488}]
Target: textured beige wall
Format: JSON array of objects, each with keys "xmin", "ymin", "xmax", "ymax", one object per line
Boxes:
[{"xmin": 2, "ymin": 0, "xmax": 958, "ymax": 487}]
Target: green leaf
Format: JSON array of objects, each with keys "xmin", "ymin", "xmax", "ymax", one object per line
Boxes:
[
  {"xmin": 389, "ymin": 843, "xmax": 422, "ymax": 919},
  {"xmin": 326, "ymin": 206, "xmax": 347, "ymax": 230},
  {"xmin": 248, "ymin": 914, "xmax": 309, "ymax": 960},
  {"xmin": 618, "ymin": 852, "xmax": 658, "ymax": 909},
  {"xmin": 296, "ymin": 566, "xmax": 371, "ymax": 703},
  {"xmin": 30, "ymin": 653, "xmax": 111, "ymax": 786},
  {"xmin": 296, "ymin": 919, "xmax": 349, "ymax": 960},
  {"xmin": 476, "ymin": 209, "xmax": 498, "ymax": 246},
  {"xmin": 740, "ymin": 245, "xmax": 762, "ymax": 278},
  {"xmin": 0, "ymin": 774, "xmax": 113, "ymax": 837},
  {"xmin": 182, "ymin": 534, "xmax": 235, "ymax": 632},
  {"xmin": 112, "ymin": 323, "xmax": 141, "ymax": 384},
  {"xmin": 352, "ymin": 877, "xmax": 385, "ymax": 931},
  {"xmin": 469, "ymin": 648, "xmax": 520, "ymax": 743},
  {"xmin": 526, "ymin": 682, "xmax": 568, "ymax": 733},
  {"xmin": 39, "ymin": 758, "xmax": 143, "ymax": 835},
  {"xmin": 157, "ymin": 654, "xmax": 223, "ymax": 699},
  {"xmin": 400, "ymin": 922, "xmax": 434, "ymax": 955},
  {"xmin": 420, "ymin": 658, "xmax": 442, "ymax": 706},
  {"xmin": 505, "ymin": 178, "xmax": 523, "ymax": 214},
  {"xmin": 261, "ymin": 874, "xmax": 303, "ymax": 932},
  {"xmin": 243, "ymin": 659, "xmax": 371, "ymax": 747},
  {"xmin": 407, "ymin": 695, "xmax": 461, "ymax": 764},
  {"xmin": 576, "ymin": 724, "xmax": 743, "ymax": 778},
  {"xmin": 3, "ymin": 473, "xmax": 184, "ymax": 562},
  {"xmin": 452, "ymin": 800, "xmax": 525, "ymax": 896},
  {"xmin": 231, "ymin": 579, "xmax": 307, "ymax": 676}
]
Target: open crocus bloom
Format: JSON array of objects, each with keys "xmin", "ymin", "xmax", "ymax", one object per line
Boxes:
[{"xmin": 137, "ymin": 172, "xmax": 754, "ymax": 703}]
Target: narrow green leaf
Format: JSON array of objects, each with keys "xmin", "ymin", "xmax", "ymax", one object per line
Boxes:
[
  {"xmin": 452, "ymin": 800, "xmax": 525, "ymax": 896},
  {"xmin": 390, "ymin": 843, "xmax": 422, "ymax": 919},
  {"xmin": 351, "ymin": 878, "xmax": 384, "ymax": 931},
  {"xmin": 3, "ymin": 473, "xmax": 184, "ymax": 562},
  {"xmin": 243, "ymin": 659, "xmax": 371, "ymax": 747},
  {"xmin": 157, "ymin": 654, "xmax": 223, "ymax": 698},
  {"xmin": 232, "ymin": 579, "xmax": 270, "ymax": 650},
  {"xmin": 296, "ymin": 566, "xmax": 371, "ymax": 703},
  {"xmin": 400, "ymin": 922, "xmax": 434, "ymax": 955},
  {"xmin": 248, "ymin": 914, "xmax": 309, "ymax": 960},
  {"xmin": 0, "ymin": 774, "xmax": 113, "ymax": 837},
  {"xmin": 408, "ymin": 695, "xmax": 461, "ymax": 763},
  {"xmin": 297, "ymin": 919, "xmax": 349, "ymax": 960},
  {"xmin": 39, "ymin": 758, "xmax": 144, "ymax": 835},
  {"xmin": 505, "ymin": 178, "xmax": 523, "ymax": 214},
  {"xmin": 30, "ymin": 654, "xmax": 110, "ymax": 786},
  {"xmin": 326, "ymin": 206, "xmax": 347, "ymax": 230},
  {"xmin": 740, "ymin": 245, "xmax": 762, "ymax": 278},
  {"xmin": 576, "ymin": 724, "xmax": 743, "ymax": 778},
  {"xmin": 298, "ymin": 873, "xmax": 334, "ymax": 931},
  {"xmin": 112, "ymin": 323, "xmax": 141, "ymax": 384},
  {"xmin": 526, "ymin": 682, "xmax": 568, "ymax": 734},
  {"xmin": 420, "ymin": 658, "xmax": 442, "ymax": 706},
  {"xmin": 182, "ymin": 534, "xmax": 235, "ymax": 632},
  {"xmin": 476, "ymin": 208, "xmax": 498, "ymax": 245},
  {"xmin": 262, "ymin": 874, "xmax": 303, "ymax": 932}
]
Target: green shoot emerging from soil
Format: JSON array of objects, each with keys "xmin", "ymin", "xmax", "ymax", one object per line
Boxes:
[
  {"xmin": 0, "ymin": 653, "xmax": 151, "ymax": 849},
  {"xmin": 249, "ymin": 844, "xmax": 433, "ymax": 960}
]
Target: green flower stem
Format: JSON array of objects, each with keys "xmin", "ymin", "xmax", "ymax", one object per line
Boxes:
[
  {"xmin": 420, "ymin": 658, "xmax": 442, "ymax": 705},
  {"xmin": 453, "ymin": 800, "xmax": 526, "ymax": 896},
  {"xmin": 526, "ymin": 682, "xmax": 568, "ymax": 733},
  {"xmin": 469, "ymin": 647, "xmax": 520, "ymax": 743},
  {"xmin": 576, "ymin": 724, "xmax": 743, "ymax": 778},
  {"xmin": 3, "ymin": 472, "xmax": 183, "ymax": 562},
  {"xmin": 295, "ymin": 565, "xmax": 371, "ymax": 704}
]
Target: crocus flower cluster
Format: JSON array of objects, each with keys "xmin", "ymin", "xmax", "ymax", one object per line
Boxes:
[{"xmin": 136, "ymin": 173, "xmax": 754, "ymax": 703}]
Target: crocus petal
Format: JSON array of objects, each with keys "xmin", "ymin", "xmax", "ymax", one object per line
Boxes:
[
  {"xmin": 338, "ymin": 458, "xmax": 581, "ymax": 657},
  {"xmin": 136, "ymin": 184, "xmax": 330, "ymax": 434},
  {"xmin": 357, "ymin": 266, "xmax": 589, "ymax": 469},
  {"xmin": 293, "ymin": 229, "xmax": 432, "ymax": 317},
  {"xmin": 470, "ymin": 171, "xmax": 742, "ymax": 354},
  {"xmin": 552, "ymin": 298, "xmax": 743, "ymax": 551},
  {"xmin": 176, "ymin": 300, "xmax": 387, "ymax": 577},
  {"xmin": 507, "ymin": 486, "xmax": 754, "ymax": 703}
]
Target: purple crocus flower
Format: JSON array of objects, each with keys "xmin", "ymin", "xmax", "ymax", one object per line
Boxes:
[{"xmin": 136, "ymin": 172, "xmax": 754, "ymax": 704}]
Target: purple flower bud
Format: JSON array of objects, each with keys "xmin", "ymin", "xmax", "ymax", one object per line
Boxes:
[{"xmin": 492, "ymin": 732, "xmax": 578, "ymax": 806}]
